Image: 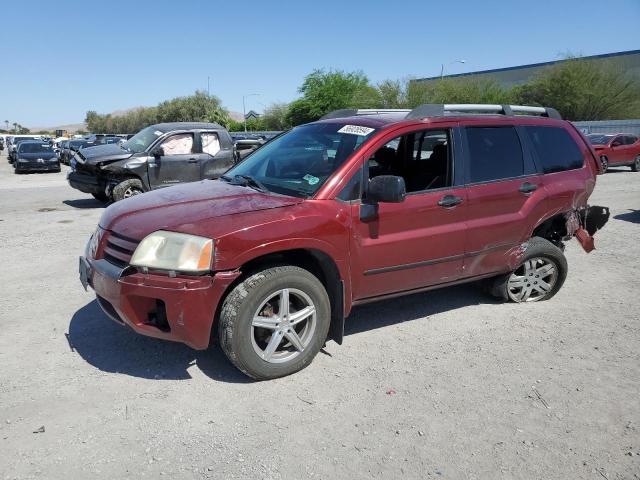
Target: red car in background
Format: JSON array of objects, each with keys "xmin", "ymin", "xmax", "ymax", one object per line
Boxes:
[{"xmin": 587, "ymin": 133, "xmax": 640, "ymax": 172}]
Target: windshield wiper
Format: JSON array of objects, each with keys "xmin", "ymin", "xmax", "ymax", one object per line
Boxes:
[{"xmin": 229, "ymin": 174, "xmax": 268, "ymax": 193}]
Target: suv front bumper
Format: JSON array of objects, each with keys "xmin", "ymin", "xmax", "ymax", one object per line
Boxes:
[
  {"xmin": 80, "ymin": 256, "xmax": 240, "ymax": 350},
  {"xmin": 68, "ymin": 171, "xmax": 104, "ymax": 195}
]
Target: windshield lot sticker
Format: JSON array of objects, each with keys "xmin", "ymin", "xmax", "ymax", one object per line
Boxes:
[
  {"xmin": 338, "ymin": 125, "xmax": 375, "ymax": 136},
  {"xmin": 303, "ymin": 174, "xmax": 319, "ymax": 185},
  {"xmin": 154, "ymin": 130, "xmax": 163, "ymax": 136}
]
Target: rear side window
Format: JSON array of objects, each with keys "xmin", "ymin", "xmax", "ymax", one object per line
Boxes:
[
  {"xmin": 201, "ymin": 132, "xmax": 221, "ymax": 156},
  {"xmin": 524, "ymin": 126, "xmax": 583, "ymax": 173},
  {"xmin": 625, "ymin": 135, "xmax": 638, "ymax": 145},
  {"xmin": 466, "ymin": 127, "xmax": 523, "ymax": 183}
]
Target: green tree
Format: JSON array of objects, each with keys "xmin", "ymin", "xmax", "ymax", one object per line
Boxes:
[
  {"xmin": 261, "ymin": 102, "xmax": 292, "ymax": 130},
  {"xmin": 512, "ymin": 57, "xmax": 640, "ymax": 120},
  {"xmin": 404, "ymin": 77, "xmax": 513, "ymax": 107},
  {"xmin": 285, "ymin": 69, "xmax": 376, "ymax": 125}
]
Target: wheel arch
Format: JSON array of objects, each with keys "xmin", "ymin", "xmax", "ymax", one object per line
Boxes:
[
  {"xmin": 531, "ymin": 212, "xmax": 570, "ymax": 248},
  {"xmin": 214, "ymin": 248, "xmax": 347, "ymax": 348}
]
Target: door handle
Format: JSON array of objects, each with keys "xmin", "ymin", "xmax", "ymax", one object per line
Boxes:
[
  {"xmin": 438, "ymin": 194, "xmax": 463, "ymax": 208},
  {"xmin": 187, "ymin": 158, "xmax": 198, "ymax": 163},
  {"xmin": 519, "ymin": 182, "xmax": 538, "ymax": 194}
]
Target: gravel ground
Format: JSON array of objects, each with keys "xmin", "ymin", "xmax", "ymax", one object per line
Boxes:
[{"xmin": 0, "ymin": 150, "xmax": 639, "ymax": 480}]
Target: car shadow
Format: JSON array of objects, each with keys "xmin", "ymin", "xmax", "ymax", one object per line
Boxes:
[
  {"xmin": 68, "ymin": 300, "xmax": 251, "ymax": 383},
  {"xmin": 70, "ymin": 283, "xmax": 495, "ymax": 382},
  {"xmin": 614, "ymin": 209, "xmax": 640, "ymax": 224},
  {"xmin": 63, "ymin": 199, "xmax": 107, "ymax": 209},
  {"xmin": 344, "ymin": 283, "xmax": 497, "ymax": 336}
]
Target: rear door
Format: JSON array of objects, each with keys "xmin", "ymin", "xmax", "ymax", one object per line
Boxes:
[
  {"xmin": 462, "ymin": 124, "xmax": 545, "ymax": 277},
  {"xmin": 348, "ymin": 125, "xmax": 468, "ymax": 300},
  {"xmin": 148, "ymin": 132, "xmax": 200, "ymax": 189},
  {"xmin": 197, "ymin": 130, "xmax": 235, "ymax": 179},
  {"xmin": 622, "ymin": 136, "xmax": 639, "ymax": 163}
]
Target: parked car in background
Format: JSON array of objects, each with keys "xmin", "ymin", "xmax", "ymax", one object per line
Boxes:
[
  {"xmin": 78, "ymin": 104, "xmax": 609, "ymax": 380},
  {"xmin": 68, "ymin": 122, "xmax": 235, "ymax": 202},
  {"xmin": 587, "ymin": 133, "xmax": 640, "ymax": 172},
  {"xmin": 231, "ymin": 134, "xmax": 266, "ymax": 160},
  {"xmin": 0, "ymin": 136, "xmax": 4, "ymax": 151},
  {"xmin": 13, "ymin": 140, "xmax": 60, "ymax": 173},
  {"xmin": 8, "ymin": 136, "xmax": 40, "ymax": 163}
]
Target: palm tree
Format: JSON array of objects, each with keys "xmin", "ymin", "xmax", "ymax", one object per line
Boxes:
[
  {"xmin": 12, "ymin": 122, "xmax": 18, "ymax": 132},
  {"xmin": 4, "ymin": 120, "xmax": 8, "ymax": 131}
]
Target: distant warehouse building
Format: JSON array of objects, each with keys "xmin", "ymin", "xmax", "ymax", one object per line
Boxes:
[{"xmin": 414, "ymin": 49, "xmax": 640, "ymax": 88}]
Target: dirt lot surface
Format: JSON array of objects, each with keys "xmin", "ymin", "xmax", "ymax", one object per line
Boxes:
[{"xmin": 0, "ymin": 150, "xmax": 639, "ymax": 480}]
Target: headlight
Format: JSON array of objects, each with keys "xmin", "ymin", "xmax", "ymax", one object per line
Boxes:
[
  {"xmin": 87, "ymin": 226, "xmax": 102, "ymax": 258},
  {"xmin": 17, "ymin": 158, "xmax": 29, "ymax": 163},
  {"xmin": 130, "ymin": 231, "xmax": 213, "ymax": 273}
]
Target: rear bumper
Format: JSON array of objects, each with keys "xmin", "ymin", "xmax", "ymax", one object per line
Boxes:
[
  {"xmin": 80, "ymin": 256, "xmax": 240, "ymax": 350},
  {"xmin": 68, "ymin": 171, "xmax": 104, "ymax": 195}
]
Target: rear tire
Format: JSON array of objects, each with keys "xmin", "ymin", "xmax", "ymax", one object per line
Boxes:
[
  {"xmin": 489, "ymin": 237, "xmax": 568, "ymax": 303},
  {"xmin": 218, "ymin": 265, "xmax": 331, "ymax": 380},
  {"xmin": 111, "ymin": 178, "xmax": 144, "ymax": 202},
  {"xmin": 632, "ymin": 155, "xmax": 640, "ymax": 172}
]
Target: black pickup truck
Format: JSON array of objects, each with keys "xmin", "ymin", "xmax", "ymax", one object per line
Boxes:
[{"xmin": 67, "ymin": 122, "xmax": 235, "ymax": 202}]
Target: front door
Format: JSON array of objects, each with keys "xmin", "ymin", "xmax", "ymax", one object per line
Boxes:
[
  {"xmin": 608, "ymin": 135, "xmax": 626, "ymax": 165},
  {"xmin": 148, "ymin": 132, "xmax": 200, "ymax": 189},
  {"xmin": 349, "ymin": 126, "xmax": 467, "ymax": 300}
]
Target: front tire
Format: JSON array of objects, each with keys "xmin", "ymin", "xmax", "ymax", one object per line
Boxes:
[
  {"xmin": 600, "ymin": 156, "xmax": 608, "ymax": 173},
  {"xmin": 489, "ymin": 237, "xmax": 568, "ymax": 303},
  {"xmin": 632, "ymin": 155, "xmax": 640, "ymax": 172},
  {"xmin": 111, "ymin": 178, "xmax": 144, "ymax": 202},
  {"xmin": 218, "ymin": 266, "xmax": 331, "ymax": 380}
]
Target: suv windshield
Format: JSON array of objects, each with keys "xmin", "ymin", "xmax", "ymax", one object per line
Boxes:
[
  {"xmin": 587, "ymin": 134, "xmax": 614, "ymax": 145},
  {"xmin": 19, "ymin": 143, "xmax": 52, "ymax": 153},
  {"xmin": 224, "ymin": 123, "xmax": 377, "ymax": 198},
  {"xmin": 123, "ymin": 126, "xmax": 164, "ymax": 153}
]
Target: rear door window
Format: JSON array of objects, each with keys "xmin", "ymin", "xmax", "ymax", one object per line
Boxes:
[
  {"xmin": 201, "ymin": 132, "xmax": 221, "ymax": 156},
  {"xmin": 523, "ymin": 126, "xmax": 583, "ymax": 173},
  {"xmin": 466, "ymin": 127, "xmax": 524, "ymax": 183}
]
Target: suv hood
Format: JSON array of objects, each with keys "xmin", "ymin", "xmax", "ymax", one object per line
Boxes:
[
  {"xmin": 99, "ymin": 180, "xmax": 304, "ymax": 240},
  {"xmin": 77, "ymin": 143, "xmax": 132, "ymax": 165}
]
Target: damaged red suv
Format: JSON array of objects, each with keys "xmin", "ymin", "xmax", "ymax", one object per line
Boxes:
[{"xmin": 79, "ymin": 104, "xmax": 609, "ymax": 380}]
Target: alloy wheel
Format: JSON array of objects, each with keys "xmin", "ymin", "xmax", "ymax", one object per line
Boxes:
[
  {"xmin": 251, "ymin": 288, "xmax": 317, "ymax": 363},
  {"xmin": 507, "ymin": 257, "xmax": 559, "ymax": 302},
  {"xmin": 600, "ymin": 156, "xmax": 608, "ymax": 173},
  {"xmin": 123, "ymin": 187, "xmax": 143, "ymax": 198}
]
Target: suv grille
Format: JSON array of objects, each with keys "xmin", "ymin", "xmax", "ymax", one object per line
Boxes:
[{"xmin": 103, "ymin": 231, "xmax": 140, "ymax": 268}]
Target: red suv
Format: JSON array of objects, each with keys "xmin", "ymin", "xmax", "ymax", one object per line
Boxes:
[
  {"xmin": 587, "ymin": 133, "xmax": 640, "ymax": 172},
  {"xmin": 79, "ymin": 104, "xmax": 609, "ymax": 380}
]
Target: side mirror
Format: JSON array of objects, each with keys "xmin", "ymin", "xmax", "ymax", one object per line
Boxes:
[
  {"xmin": 611, "ymin": 141, "xmax": 622, "ymax": 147},
  {"xmin": 367, "ymin": 175, "xmax": 406, "ymax": 203},
  {"xmin": 151, "ymin": 146, "xmax": 164, "ymax": 158}
]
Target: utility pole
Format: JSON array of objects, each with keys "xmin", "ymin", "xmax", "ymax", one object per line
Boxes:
[
  {"xmin": 207, "ymin": 76, "xmax": 210, "ymax": 97},
  {"xmin": 242, "ymin": 93, "xmax": 260, "ymax": 133}
]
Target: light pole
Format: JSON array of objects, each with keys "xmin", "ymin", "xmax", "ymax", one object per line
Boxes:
[
  {"xmin": 440, "ymin": 59, "xmax": 466, "ymax": 79},
  {"xmin": 242, "ymin": 93, "xmax": 260, "ymax": 132}
]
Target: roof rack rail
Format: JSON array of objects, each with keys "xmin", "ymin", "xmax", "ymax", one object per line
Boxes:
[
  {"xmin": 320, "ymin": 108, "xmax": 410, "ymax": 120},
  {"xmin": 406, "ymin": 104, "xmax": 562, "ymax": 120}
]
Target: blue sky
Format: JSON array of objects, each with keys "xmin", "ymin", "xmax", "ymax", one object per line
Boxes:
[{"xmin": 1, "ymin": 0, "xmax": 638, "ymax": 128}]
